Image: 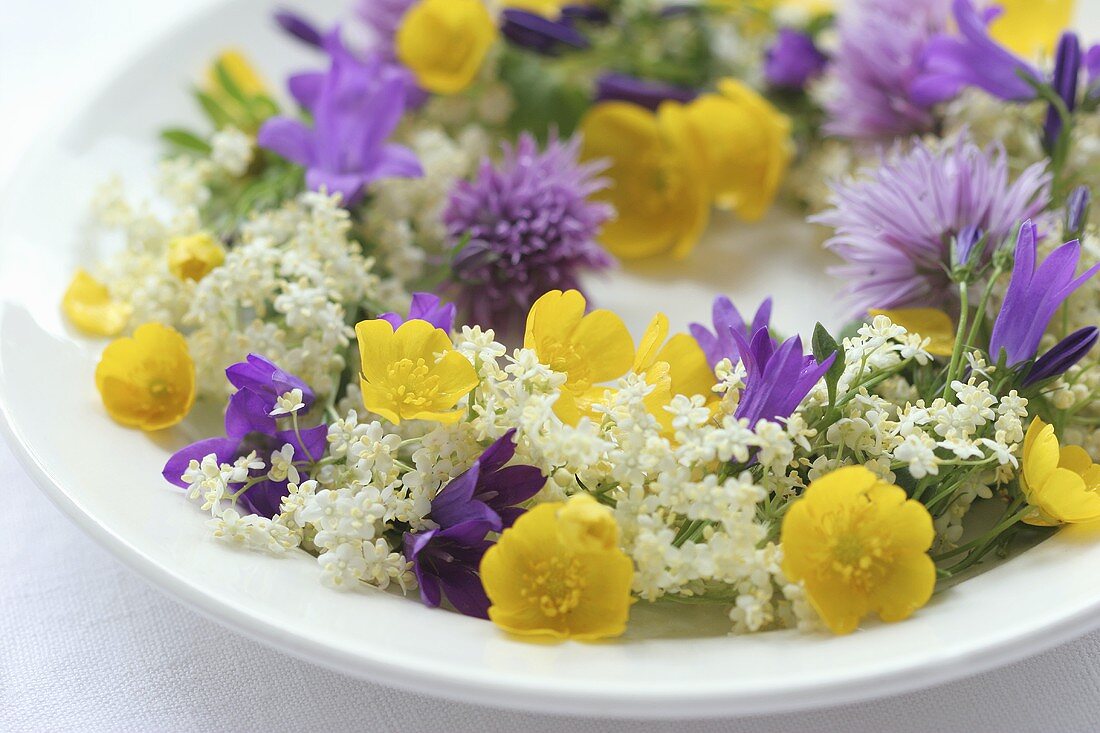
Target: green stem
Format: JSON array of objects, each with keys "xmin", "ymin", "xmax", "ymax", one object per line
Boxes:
[{"xmin": 943, "ymin": 283, "xmax": 970, "ymax": 401}]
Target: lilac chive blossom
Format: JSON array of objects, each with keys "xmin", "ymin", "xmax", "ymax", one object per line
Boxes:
[
  {"xmin": 379, "ymin": 292, "xmax": 458, "ymax": 333},
  {"xmin": 594, "ymin": 73, "xmax": 697, "ymax": 111},
  {"xmin": 502, "ymin": 9, "xmax": 590, "ymax": 55},
  {"xmin": 823, "ymin": 0, "xmax": 951, "ymax": 140},
  {"xmin": 225, "ymin": 353, "xmax": 315, "ymax": 416},
  {"xmin": 1024, "ymin": 327, "xmax": 1099, "ymax": 387},
  {"xmin": 812, "ymin": 132, "xmax": 1051, "ymax": 315},
  {"xmin": 1043, "ymin": 33, "xmax": 1082, "ymax": 152},
  {"xmin": 257, "ymin": 38, "xmax": 422, "ymax": 206},
  {"xmin": 765, "ymin": 29, "xmax": 829, "ymax": 90},
  {"xmin": 163, "ymin": 360, "xmax": 327, "ymax": 518},
  {"xmin": 909, "ymin": 0, "xmax": 1040, "ymax": 107},
  {"xmin": 405, "ymin": 430, "xmax": 544, "ymax": 618},
  {"xmin": 689, "ymin": 296, "xmax": 773, "ymax": 369},
  {"xmin": 274, "ymin": 9, "xmax": 323, "ymax": 48},
  {"xmin": 731, "ymin": 327, "xmax": 836, "ymax": 427},
  {"xmin": 988, "ymin": 220, "xmax": 1100, "ymax": 368},
  {"xmin": 443, "ymin": 133, "xmax": 614, "ymax": 333}
]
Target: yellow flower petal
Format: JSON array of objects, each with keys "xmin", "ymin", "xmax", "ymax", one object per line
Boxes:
[
  {"xmin": 396, "ymin": 0, "xmax": 498, "ymax": 95},
  {"xmin": 867, "ymin": 552, "xmax": 936, "ymax": 624},
  {"xmin": 685, "ymin": 79, "xmax": 792, "ymax": 222},
  {"xmin": 579, "ymin": 102, "xmax": 711, "ymax": 259},
  {"xmin": 62, "ymin": 269, "xmax": 132, "ymax": 337},
  {"xmin": 481, "ymin": 495, "xmax": 634, "ymax": 640},
  {"xmin": 95, "ymin": 323, "xmax": 195, "ymax": 430},
  {"xmin": 1022, "ymin": 417, "xmax": 1061, "ymax": 493},
  {"xmin": 168, "ymin": 233, "xmax": 225, "ymax": 282},
  {"xmin": 869, "ymin": 308, "xmax": 955, "ymax": 357},
  {"xmin": 1029, "ymin": 468, "xmax": 1100, "ymax": 524},
  {"xmin": 207, "ymin": 49, "xmax": 268, "ymax": 98},
  {"xmin": 523, "ymin": 290, "xmax": 634, "ymax": 425},
  {"xmin": 633, "ymin": 313, "xmax": 670, "ymax": 373},
  {"xmin": 989, "ymin": 0, "xmax": 1074, "ymax": 58}
]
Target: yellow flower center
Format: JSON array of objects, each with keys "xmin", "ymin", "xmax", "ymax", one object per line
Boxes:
[
  {"xmin": 821, "ymin": 511, "xmax": 890, "ymax": 593},
  {"xmin": 385, "ymin": 357, "xmax": 442, "ymax": 409},
  {"xmin": 520, "ymin": 555, "xmax": 587, "ymax": 618},
  {"xmin": 541, "ymin": 338, "xmax": 592, "ymax": 393}
]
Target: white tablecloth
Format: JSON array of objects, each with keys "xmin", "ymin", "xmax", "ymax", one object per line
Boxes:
[{"xmin": 4, "ymin": 2, "xmax": 1100, "ymax": 730}]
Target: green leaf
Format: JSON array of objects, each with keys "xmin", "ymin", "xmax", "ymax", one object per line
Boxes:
[
  {"xmin": 213, "ymin": 59, "xmax": 248, "ymax": 106},
  {"xmin": 160, "ymin": 128, "xmax": 212, "ymax": 154},
  {"xmin": 498, "ymin": 50, "xmax": 590, "ymax": 140},
  {"xmin": 812, "ymin": 322, "xmax": 845, "ymax": 407},
  {"xmin": 193, "ymin": 89, "xmax": 233, "ymax": 128}
]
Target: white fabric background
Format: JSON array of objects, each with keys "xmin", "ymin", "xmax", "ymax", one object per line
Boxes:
[{"xmin": 4, "ymin": 1, "xmax": 1100, "ymax": 730}]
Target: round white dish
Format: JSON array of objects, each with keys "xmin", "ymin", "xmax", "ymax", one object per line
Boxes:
[{"xmin": 3, "ymin": 0, "xmax": 1100, "ymax": 719}]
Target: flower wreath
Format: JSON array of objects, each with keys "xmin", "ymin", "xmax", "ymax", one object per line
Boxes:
[{"xmin": 66, "ymin": 0, "xmax": 1100, "ymax": 639}]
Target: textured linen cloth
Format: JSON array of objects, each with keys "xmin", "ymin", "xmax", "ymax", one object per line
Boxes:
[{"xmin": 5, "ymin": 2, "xmax": 1100, "ymax": 731}]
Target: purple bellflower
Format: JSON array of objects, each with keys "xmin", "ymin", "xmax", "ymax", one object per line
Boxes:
[
  {"xmin": 988, "ymin": 220, "xmax": 1100, "ymax": 368},
  {"xmin": 732, "ymin": 328, "xmax": 836, "ymax": 427},
  {"xmin": 379, "ymin": 292, "xmax": 457, "ymax": 333},
  {"xmin": 405, "ymin": 430, "xmax": 545, "ymax": 618},
  {"xmin": 594, "ymin": 72, "xmax": 697, "ymax": 111},
  {"xmin": 502, "ymin": 8, "xmax": 590, "ymax": 55},
  {"xmin": 225, "ymin": 353, "xmax": 315, "ymax": 416},
  {"xmin": 910, "ymin": 0, "xmax": 1040, "ymax": 106},
  {"xmin": 162, "ymin": 356, "xmax": 327, "ymax": 518},
  {"xmin": 1043, "ymin": 32, "xmax": 1082, "ymax": 153},
  {"xmin": 765, "ymin": 29, "xmax": 829, "ymax": 90},
  {"xmin": 257, "ymin": 30, "xmax": 422, "ymax": 207},
  {"xmin": 689, "ymin": 296, "xmax": 773, "ymax": 370},
  {"xmin": 274, "ymin": 9, "xmax": 323, "ymax": 48},
  {"xmin": 1023, "ymin": 327, "xmax": 1099, "ymax": 387}
]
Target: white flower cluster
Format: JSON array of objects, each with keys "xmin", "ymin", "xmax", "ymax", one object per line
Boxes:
[
  {"xmin": 360, "ymin": 124, "xmax": 491, "ymax": 283},
  {"xmin": 90, "ymin": 152, "xmax": 405, "ymax": 399}
]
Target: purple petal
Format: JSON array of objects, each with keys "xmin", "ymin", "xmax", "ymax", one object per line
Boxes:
[
  {"xmin": 225, "ymin": 389, "xmax": 277, "ymax": 438},
  {"xmin": 162, "ymin": 437, "xmax": 238, "ymax": 488},
  {"xmin": 257, "ymin": 117, "xmax": 315, "ymax": 166}
]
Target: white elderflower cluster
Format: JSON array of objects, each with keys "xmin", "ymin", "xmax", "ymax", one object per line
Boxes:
[
  {"xmin": 184, "ymin": 191, "xmax": 389, "ymax": 399},
  {"xmin": 360, "ymin": 124, "xmax": 491, "ymax": 283}
]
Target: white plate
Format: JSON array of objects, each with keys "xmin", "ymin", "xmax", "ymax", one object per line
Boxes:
[{"xmin": 4, "ymin": 0, "xmax": 1100, "ymax": 719}]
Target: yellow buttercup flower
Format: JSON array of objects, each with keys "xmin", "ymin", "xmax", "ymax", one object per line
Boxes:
[
  {"xmin": 634, "ymin": 313, "xmax": 718, "ymax": 433},
  {"xmin": 204, "ymin": 50, "xmax": 274, "ymax": 132},
  {"xmin": 207, "ymin": 50, "xmax": 268, "ymax": 98},
  {"xmin": 989, "ymin": 0, "xmax": 1074, "ymax": 58},
  {"xmin": 1020, "ymin": 417, "xmax": 1100, "ymax": 526},
  {"xmin": 579, "ymin": 101, "xmax": 711, "ymax": 259},
  {"xmin": 684, "ymin": 78, "xmax": 793, "ymax": 222},
  {"xmin": 480, "ymin": 494, "xmax": 634, "ymax": 640},
  {"xmin": 523, "ymin": 290, "xmax": 635, "ymax": 425},
  {"xmin": 95, "ymin": 323, "xmax": 196, "ymax": 430},
  {"xmin": 780, "ymin": 466, "xmax": 936, "ymax": 635},
  {"xmin": 869, "ymin": 308, "xmax": 955, "ymax": 357},
  {"xmin": 168, "ymin": 233, "xmax": 225, "ymax": 282},
  {"xmin": 356, "ymin": 318, "xmax": 478, "ymax": 424},
  {"xmin": 396, "ymin": 0, "xmax": 498, "ymax": 95},
  {"xmin": 62, "ymin": 269, "xmax": 132, "ymax": 337}
]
